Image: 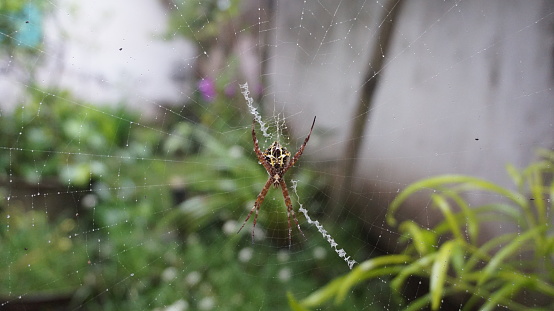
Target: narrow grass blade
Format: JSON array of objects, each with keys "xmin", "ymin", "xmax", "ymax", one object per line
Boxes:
[
  {"xmin": 387, "ymin": 175, "xmax": 525, "ymax": 226},
  {"xmin": 336, "ymin": 254, "xmax": 411, "ymax": 302},
  {"xmin": 300, "ymin": 275, "xmax": 346, "ymax": 307},
  {"xmin": 430, "ymin": 240, "xmax": 455, "ymax": 310},
  {"xmin": 399, "ymin": 221, "xmax": 436, "ymax": 256},
  {"xmin": 478, "ymin": 225, "xmax": 546, "ymax": 286}
]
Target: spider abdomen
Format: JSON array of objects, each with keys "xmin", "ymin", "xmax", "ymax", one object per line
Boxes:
[{"xmin": 263, "ymin": 141, "xmax": 291, "ymax": 170}]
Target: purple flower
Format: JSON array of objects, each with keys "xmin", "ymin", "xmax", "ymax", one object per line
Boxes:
[{"xmin": 198, "ymin": 78, "xmax": 216, "ymax": 101}]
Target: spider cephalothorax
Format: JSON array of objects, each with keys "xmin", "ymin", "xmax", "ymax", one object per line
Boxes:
[{"xmin": 237, "ymin": 116, "xmax": 316, "ymax": 247}]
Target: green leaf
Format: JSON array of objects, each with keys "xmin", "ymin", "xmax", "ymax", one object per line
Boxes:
[
  {"xmin": 529, "ymin": 168, "xmax": 546, "ymax": 225},
  {"xmin": 505, "ymin": 164, "xmax": 522, "ymax": 188},
  {"xmin": 300, "ymin": 275, "xmax": 346, "ymax": 307},
  {"xmin": 463, "ymin": 233, "xmax": 513, "ymax": 273},
  {"xmin": 299, "ymin": 255, "xmax": 411, "ymax": 308},
  {"xmin": 399, "ymin": 221, "xmax": 436, "ymax": 255},
  {"xmin": 431, "ymin": 194, "xmax": 462, "ymax": 241},
  {"xmin": 336, "ymin": 255, "xmax": 411, "ymax": 302},
  {"xmin": 498, "ymin": 271, "xmax": 554, "ymax": 297},
  {"xmin": 391, "ymin": 254, "xmax": 435, "ymax": 292},
  {"xmin": 430, "ymin": 240, "xmax": 455, "ymax": 310},
  {"xmin": 443, "ymin": 190, "xmax": 478, "ymax": 243},
  {"xmin": 450, "ymin": 243, "xmax": 466, "ymax": 275},
  {"xmin": 287, "ymin": 292, "xmax": 309, "ymax": 311},
  {"xmin": 387, "ymin": 175, "xmax": 526, "ymax": 226},
  {"xmin": 404, "ymin": 292, "xmax": 433, "ymax": 311},
  {"xmin": 480, "ymin": 280, "xmax": 525, "ymax": 311},
  {"xmin": 473, "ymin": 204, "xmax": 520, "ymax": 223},
  {"xmin": 478, "ymin": 225, "xmax": 546, "ymax": 286}
]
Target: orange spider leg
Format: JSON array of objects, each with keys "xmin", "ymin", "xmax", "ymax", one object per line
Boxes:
[
  {"xmin": 237, "ymin": 177, "xmax": 273, "ymax": 243},
  {"xmin": 283, "ymin": 116, "xmax": 316, "ymax": 174},
  {"xmin": 237, "ymin": 119, "xmax": 274, "ymax": 243},
  {"xmin": 280, "ymin": 178, "xmax": 305, "ymax": 247},
  {"xmin": 252, "ymin": 119, "xmax": 272, "ymax": 172}
]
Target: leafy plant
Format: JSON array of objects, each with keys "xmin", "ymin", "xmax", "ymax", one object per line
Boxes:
[
  {"xmin": 168, "ymin": 0, "xmax": 241, "ymax": 43},
  {"xmin": 0, "ymin": 88, "xmax": 151, "ymax": 187},
  {"xmin": 0, "ymin": 82, "xmax": 370, "ymax": 309},
  {"xmin": 0, "ymin": 88, "xmax": 172, "ymax": 302},
  {"xmin": 0, "ymin": 207, "xmax": 89, "ymax": 296},
  {"xmin": 290, "ymin": 149, "xmax": 554, "ymax": 310},
  {"xmin": 74, "ymin": 202, "xmax": 366, "ymax": 310}
]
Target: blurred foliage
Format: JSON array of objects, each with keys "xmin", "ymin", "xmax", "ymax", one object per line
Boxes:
[
  {"xmin": 0, "ymin": 0, "xmax": 46, "ymax": 52},
  {"xmin": 0, "ymin": 82, "xmax": 383, "ymax": 310},
  {"xmin": 0, "ymin": 88, "xmax": 158, "ymax": 187},
  {"xmin": 168, "ymin": 0, "xmax": 241, "ymax": 43},
  {"xmin": 291, "ymin": 149, "xmax": 554, "ymax": 310},
  {"xmin": 0, "ymin": 207, "xmax": 88, "ymax": 295},
  {"xmin": 0, "ymin": 1, "xmax": 381, "ymax": 310},
  {"xmin": 73, "ymin": 201, "xmax": 370, "ymax": 310}
]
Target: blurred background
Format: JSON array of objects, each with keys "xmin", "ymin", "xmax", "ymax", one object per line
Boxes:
[{"xmin": 1, "ymin": 0, "xmax": 553, "ymax": 310}]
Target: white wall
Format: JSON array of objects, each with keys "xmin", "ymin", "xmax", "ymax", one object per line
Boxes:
[{"xmin": 0, "ymin": 0, "xmax": 196, "ymax": 116}]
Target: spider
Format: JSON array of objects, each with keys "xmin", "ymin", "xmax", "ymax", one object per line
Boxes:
[{"xmin": 238, "ymin": 116, "xmax": 317, "ymax": 247}]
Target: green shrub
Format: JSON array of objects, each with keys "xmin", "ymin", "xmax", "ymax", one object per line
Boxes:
[
  {"xmin": 0, "ymin": 207, "xmax": 88, "ymax": 295},
  {"xmin": 291, "ymin": 149, "xmax": 554, "ymax": 311},
  {"xmin": 0, "ymin": 88, "xmax": 156, "ymax": 187}
]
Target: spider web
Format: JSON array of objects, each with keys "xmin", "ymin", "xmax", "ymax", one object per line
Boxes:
[{"xmin": 1, "ymin": 0, "xmax": 553, "ymax": 310}]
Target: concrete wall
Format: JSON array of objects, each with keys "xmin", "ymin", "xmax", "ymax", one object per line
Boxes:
[{"xmin": 269, "ymin": 0, "xmax": 554, "ymax": 243}]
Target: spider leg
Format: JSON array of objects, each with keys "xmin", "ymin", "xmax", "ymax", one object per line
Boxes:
[
  {"xmin": 252, "ymin": 119, "xmax": 273, "ymax": 173},
  {"xmin": 283, "ymin": 116, "xmax": 316, "ymax": 174},
  {"xmin": 237, "ymin": 177, "xmax": 273, "ymax": 243},
  {"xmin": 279, "ymin": 179, "xmax": 305, "ymax": 248}
]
